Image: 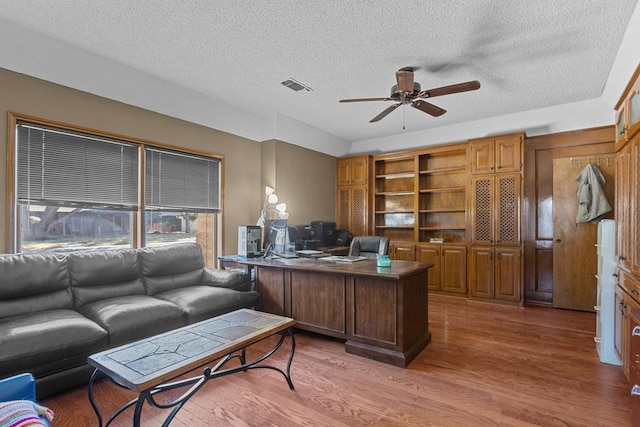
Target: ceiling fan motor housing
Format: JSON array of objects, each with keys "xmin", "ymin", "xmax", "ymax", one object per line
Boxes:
[{"xmin": 390, "ymin": 82, "xmax": 422, "ymax": 102}]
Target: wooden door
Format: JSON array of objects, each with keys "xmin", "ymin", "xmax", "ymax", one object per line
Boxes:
[
  {"xmin": 552, "ymin": 157, "xmax": 615, "ymax": 311},
  {"xmin": 470, "ymin": 177, "xmax": 494, "ymax": 245},
  {"xmin": 495, "ymin": 174, "xmax": 521, "ymax": 246},
  {"xmin": 350, "ymin": 156, "xmax": 368, "ymax": 186},
  {"xmin": 470, "ymin": 140, "xmax": 494, "ymax": 174},
  {"xmin": 337, "ymin": 158, "xmax": 351, "ymax": 186},
  {"xmin": 441, "ymin": 245, "xmax": 467, "ymax": 294},
  {"xmin": 418, "ymin": 245, "xmax": 441, "ymax": 291},
  {"xmin": 495, "ymin": 247, "xmax": 521, "ymax": 301},
  {"xmin": 495, "ymin": 136, "xmax": 522, "ymax": 173},
  {"xmin": 469, "ymin": 246, "xmax": 493, "ymax": 298}
]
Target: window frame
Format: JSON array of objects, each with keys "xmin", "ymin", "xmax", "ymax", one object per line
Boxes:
[{"xmin": 6, "ymin": 113, "xmax": 224, "ymax": 266}]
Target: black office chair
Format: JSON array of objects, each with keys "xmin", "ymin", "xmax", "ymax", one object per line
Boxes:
[{"xmin": 348, "ymin": 236, "xmax": 389, "ymax": 259}]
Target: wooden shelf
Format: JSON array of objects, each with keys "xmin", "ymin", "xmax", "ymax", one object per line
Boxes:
[
  {"xmin": 419, "ymin": 209, "xmax": 466, "ymax": 213},
  {"xmin": 419, "ymin": 187, "xmax": 465, "ymax": 194},
  {"xmin": 376, "ymin": 172, "xmax": 415, "ymax": 179},
  {"xmin": 376, "ymin": 210, "xmax": 415, "ymax": 214},
  {"xmin": 375, "ymin": 225, "xmax": 414, "ymax": 230},
  {"xmin": 420, "ymin": 226, "xmax": 466, "ymax": 231},
  {"xmin": 375, "ymin": 191, "xmax": 414, "ymax": 196},
  {"xmin": 419, "ymin": 166, "xmax": 466, "ymax": 175}
]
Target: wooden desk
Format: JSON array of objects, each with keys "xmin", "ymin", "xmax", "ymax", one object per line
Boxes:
[{"xmin": 222, "ymin": 256, "xmax": 432, "ymax": 367}]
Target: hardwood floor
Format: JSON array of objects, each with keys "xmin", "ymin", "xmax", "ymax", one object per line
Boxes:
[{"xmin": 43, "ymin": 295, "xmax": 630, "ymax": 426}]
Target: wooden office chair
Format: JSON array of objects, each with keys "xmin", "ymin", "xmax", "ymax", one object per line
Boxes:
[{"xmin": 348, "ymin": 236, "xmax": 389, "ymax": 259}]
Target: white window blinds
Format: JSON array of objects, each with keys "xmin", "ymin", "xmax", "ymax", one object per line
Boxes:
[
  {"xmin": 16, "ymin": 121, "xmax": 139, "ymax": 210},
  {"xmin": 145, "ymin": 147, "xmax": 221, "ymax": 212}
]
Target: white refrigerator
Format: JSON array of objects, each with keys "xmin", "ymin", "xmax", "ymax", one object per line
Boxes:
[{"xmin": 595, "ymin": 219, "xmax": 621, "ymax": 365}]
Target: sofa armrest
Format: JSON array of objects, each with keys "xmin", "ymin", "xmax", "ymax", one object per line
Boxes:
[
  {"xmin": 201, "ymin": 268, "xmax": 251, "ymax": 292},
  {"xmin": 0, "ymin": 373, "xmax": 36, "ymax": 402}
]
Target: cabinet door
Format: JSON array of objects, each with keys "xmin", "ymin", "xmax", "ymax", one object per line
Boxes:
[
  {"xmin": 495, "ymin": 136, "xmax": 522, "ymax": 173},
  {"xmin": 337, "ymin": 158, "xmax": 352, "ymax": 186},
  {"xmin": 441, "ymin": 245, "xmax": 467, "ymax": 294},
  {"xmin": 470, "ymin": 140, "xmax": 494, "ymax": 174},
  {"xmin": 495, "ymin": 174, "xmax": 521, "ymax": 246},
  {"xmin": 615, "ymin": 285, "xmax": 625, "ymax": 370},
  {"xmin": 391, "ymin": 243, "xmax": 416, "ymax": 261},
  {"xmin": 336, "ymin": 185, "xmax": 368, "ymax": 236},
  {"xmin": 629, "ymin": 75, "xmax": 640, "ymax": 140},
  {"xmin": 495, "ymin": 247, "xmax": 521, "ymax": 301},
  {"xmin": 418, "ymin": 245, "xmax": 441, "ymax": 291},
  {"xmin": 350, "ymin": 156, "xmax": 369, "ymax": 186},
  {"xmin": 471, "ymin": 177, "xmax": 494, "ymax": 244},
  {"xmin": 617, "ymin": 145, "xmax": 632, "ymax": 271},
  {"xmin": 469, "ymin": 246, "xmax": 494, "ymax": 298}
]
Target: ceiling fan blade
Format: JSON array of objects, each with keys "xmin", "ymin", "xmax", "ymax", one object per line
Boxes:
[
  {"xmin": 412, "ymin": 100, "xmax": 446, "ymax": 117},
  {"xmin": 418, "ymin": 80, "xmax": 481, "ymax": 98},
  {"xmin": 396, "ymin": 67, "xmax": 415, "ymax": 93},
  {"xmin": 370, "ymin": 103, "xmax": 401, "ymax": 122},
  {"xmin": 339, "ymin": 97, "xmax": 393, "ymax": 103}
]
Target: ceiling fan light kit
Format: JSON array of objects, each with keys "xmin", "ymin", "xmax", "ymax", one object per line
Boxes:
[{"xmin": 339, "ymin": 67, "xmax": 480, "ymax": 123}]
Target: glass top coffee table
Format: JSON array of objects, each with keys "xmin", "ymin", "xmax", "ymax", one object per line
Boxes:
[{"xmin": 87, "ymin": 309, "xmax": 295, "ymax": 427}]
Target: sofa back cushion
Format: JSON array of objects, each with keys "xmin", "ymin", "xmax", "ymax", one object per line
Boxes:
[
  {"xmin": 139, "ymin": 243, "xmax": 204, "ymax": 295},
  {"xmin": 69, "ymin": 248, "xmax": 144, "ymax": 308},
  {"xmin": 0, "ymin": 253, "xmax": 72, "ymax": 319}
]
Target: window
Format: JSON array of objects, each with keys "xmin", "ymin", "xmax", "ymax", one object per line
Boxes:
[
  {"xmin": 10, "ymin": 116, "xmax": 222, "ymax": 266},
  {"xmin": 144, "ymin": 147, "xmax": 221, "ymax": 252}
]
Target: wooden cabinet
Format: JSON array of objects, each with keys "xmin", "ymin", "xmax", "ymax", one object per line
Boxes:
[
  {"xmin": 470, "ymin": 134, "xmax": 523, "ymax": 175},
  {"xmin": 468, "ymin": 132, "xmax": 523, "ymax": 305},
  {"xmin": 614, "ymin": 63, "xmax": 640, "ymax": 151},
  {"xmin": 336, "ymin": 155, "xmax": 370, "ymax": 235},
  {"xmin": 337, "ymin": 156, "xmax": 369, "ymax": 186},
  {"xmin": 468, "ymin": 246, "xmax": 521, "ymax": 301},
  {"xmin": 629, "ymin": 308, "xmax": 640, "ymax": 427},
  {"xmin": 470, "ymin": 174, "xmax": 521, "ymax": 246},
  {"xmin": 418, "ymin": 243, "xmax": 466, "ymax": 294}
]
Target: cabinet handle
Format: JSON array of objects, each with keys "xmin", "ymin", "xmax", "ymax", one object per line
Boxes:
[
  {"xmin": 633, "ymin": 385, "xmax": 640, "ymax": 396},
  {"xmin": 620, "ymin": 256, "xmax": 626, "ymax": 261},
  {"xmin": 594, "ymin": 337, "xmax": 602, "ymax": 343},
  {"xmin": 633, "ymin": 326, "xmax": 640, "ymax": 337},
  {"xmin": 620, "ymin": 302, "xmax": 626, "ymax": 313},
  {"xmin": 634, "ymin": 289, "xmax": 640, "ymax": 296},
  {"xmin": 595, "ymin": 275, "xmax": 601, "ymax": 280},
  {"xmin": 594, "ymin": 305, "xmax": 601, "ymax": 311},
  {"xmin": 613, "ymin": 273, "xmax": 619, "ymax": 278},
  {"xmin": 619, "ymin": 127, "xmax": 626, "ymax": 137}
]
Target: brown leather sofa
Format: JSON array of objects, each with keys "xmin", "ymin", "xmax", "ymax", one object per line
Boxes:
[{"xmin": 0, "ymin": 243, "xmax": 258, "ymax": 398}]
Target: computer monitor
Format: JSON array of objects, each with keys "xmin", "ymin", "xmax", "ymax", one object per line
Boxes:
[{"xmin": 263, "ymin": 219, "xmax": 288, "ymax": 255}]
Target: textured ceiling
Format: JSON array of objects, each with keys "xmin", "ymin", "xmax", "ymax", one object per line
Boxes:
[{"xmin": 0, "ymin": 0, "xmax": 638, "ymax": 146}]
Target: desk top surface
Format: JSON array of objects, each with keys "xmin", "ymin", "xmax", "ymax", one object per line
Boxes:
[
  {"xmin": 220, "ymin": 255, "xmax": 431, "ymax": 280},
  {"xmin": 88, "ymin": 309, "xmax": 294, "ymax": 392}
]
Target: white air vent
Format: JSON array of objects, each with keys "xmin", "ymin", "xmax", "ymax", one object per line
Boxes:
[{"xmin": 281, "ymin": 78, "xmax": 313, "ymax": 92}]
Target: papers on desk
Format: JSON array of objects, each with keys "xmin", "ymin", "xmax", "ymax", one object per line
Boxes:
[{"xmin": 319, "ymin": 255, "xmax": 367, "ymax": 263}]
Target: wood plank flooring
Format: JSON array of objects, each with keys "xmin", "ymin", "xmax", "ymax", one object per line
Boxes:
[{"xmin": 43, "ymin": 295, "xmax": 630, "ymax": 426}]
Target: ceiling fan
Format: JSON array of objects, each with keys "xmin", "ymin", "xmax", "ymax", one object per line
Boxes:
[{"xmin": 339, "ymin": 67, "xmax": 481, "ymax": 123}]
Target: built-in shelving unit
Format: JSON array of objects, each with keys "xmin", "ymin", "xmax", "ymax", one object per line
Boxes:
[{"xmin": 374, "ymin": 155, "xmax": 417, "ymax": 242}]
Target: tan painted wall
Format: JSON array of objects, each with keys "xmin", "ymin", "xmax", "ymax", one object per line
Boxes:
[{"xmin": 0, "ymin": 68, "xmax": 336, "ymax": 255}]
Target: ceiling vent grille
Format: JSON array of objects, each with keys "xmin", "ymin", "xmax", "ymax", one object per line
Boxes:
[{"xmin": 281, "ymin": 78, "xmax": 313, "ymax": 92}]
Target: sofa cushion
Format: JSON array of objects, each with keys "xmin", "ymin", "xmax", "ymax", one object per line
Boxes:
[
  {"xmin": 139, "ymin": 243, "xmax": 205, "ymax": 295},
  {"xmin": 69, "ymin": 248, "xmax": 145, "ymax": 308},
  {"xmin": 76, "ymin": 295, "xmax": 185, "ymax": 346},
  {"xmin": 0, "ymin": 253, "xmax": 71, "ymax": 319},
  {"xmin": 0, "ymin": 310, "xmax": 108, "ymax": 378},
  {"xmin": 154, "ymin": 286, "xmax": 259, "ymax": 323}
]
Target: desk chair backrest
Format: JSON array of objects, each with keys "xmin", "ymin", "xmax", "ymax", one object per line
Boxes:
[{"xmin": 348, "ymin": 236, "xmax": 389, "ymax": 259}]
